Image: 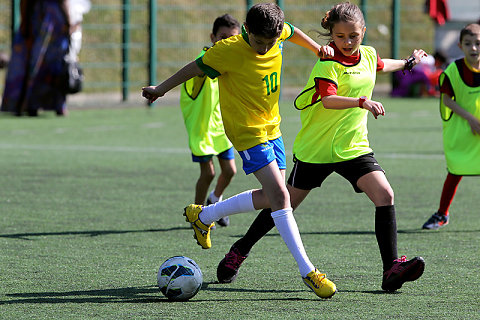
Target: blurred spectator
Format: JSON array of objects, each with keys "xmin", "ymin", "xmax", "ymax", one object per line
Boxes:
[
  {"xmin": 0, "ymin": 51, "xmax": 8, "ymax": 69},
  {"xmin": 391, "ymin": 51, "xmax": 447, "ymax": 98},
  {"xmin": 1, "ymin": 0, "xmax": 73, "ymax": 116},
  {"xmin": 66, "ymin": 0, "xmax": 91, "ymax": 63}
]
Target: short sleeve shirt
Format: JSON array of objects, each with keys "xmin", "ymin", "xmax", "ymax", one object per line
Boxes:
[{"xmin": 196, "ymin": 23, "xmax": 294, "ymax": 151}]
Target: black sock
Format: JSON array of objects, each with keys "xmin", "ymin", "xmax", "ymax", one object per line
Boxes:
[
  {"xmin": 233, "ymin": 208, "xmax": 275, "ymax": 256},
  {"xmin": 375, "ymin": 205, "xmax": 398, "ymax": 271}
]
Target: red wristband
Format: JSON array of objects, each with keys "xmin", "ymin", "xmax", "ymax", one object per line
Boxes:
[{"xmin": 359, "ymin": 96, "xmax": 367, "ymax": 108}]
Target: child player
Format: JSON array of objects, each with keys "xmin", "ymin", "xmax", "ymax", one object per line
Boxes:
[
  {"xmin": 179, "ymin": 14, "xmax": 240, "ymax": 227},
  {"xmin": 215, "ymin": 2, "xmax": 427, "ymax": 294},
  {"xmin": 422, "ymin": 23, "xmax": 480, "ymax": 230},
  {"xmin": 143, "ymin": 3, "xmax": 337, "ymax": 299}
]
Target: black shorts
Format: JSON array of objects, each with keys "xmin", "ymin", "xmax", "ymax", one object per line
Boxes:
[{"xmin": 287, "ymin": 152, "xmax": 385, "ymax": 193}]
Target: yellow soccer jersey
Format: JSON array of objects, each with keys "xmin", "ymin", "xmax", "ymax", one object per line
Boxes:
[
  {"xmin": 179, "ymin": 48, "xmax": 232, "ymax": 157},
  {"xmin": 196, "ymin": 23, "xmax": 294, "ymax": 151},
  {"xmin": 293, "ymin": 45, "xmax": 378, "ymax": 163}
]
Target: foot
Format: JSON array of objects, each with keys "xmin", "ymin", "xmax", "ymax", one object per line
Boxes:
[
  {"xmin": 382, "ymin": 256, "xmax": 425, "ymax": 292},
  {"xmin": 422, "ymin": 212, "xmax": 449, "ymax": 230},
  {"xmin": 183, "ymin": 204, "xmax": 214, "ymax": 249},
  {"xmin": 206, "ymin": 193, "xmax": 230, "ymax": 227},
  {"xmin": 216, "ymin": 216, "xmax": 230, "ymax": 227},
  {"xmin": 302, "ymin": 269, "xmax": 336, "ymax": 299},
  {"xmin": 217, "ymin": 246, "xmax": 248, "ymax": 283}
]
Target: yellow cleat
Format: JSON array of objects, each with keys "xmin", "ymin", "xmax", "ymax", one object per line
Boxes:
[
  {"xmin": 183, "ymin": 204, "xmax": 214, "ymax": 249},
  {"xmin": 303, "ymin": 268, "xmax": 337, "ymax": 299}
]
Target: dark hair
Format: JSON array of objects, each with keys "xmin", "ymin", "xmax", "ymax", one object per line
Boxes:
[
  {"xmin": 245, "ymin": 3, "xmax": 284, "ymax": 38},
  {"xmin": 459, "ymin": 23, "xmax": 480, "ymax": 42},
  {"xmin": 320, "ymin": 2, "xmax": 365, "ymax": 38},
  {"xmin": 212, "ymin": 14, "xmax": 240, "ymax": 35}
]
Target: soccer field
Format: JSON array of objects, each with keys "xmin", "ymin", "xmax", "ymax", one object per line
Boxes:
[{"xmin": 0, "ymin": 98, "xmax": 478, "ymax": 319}]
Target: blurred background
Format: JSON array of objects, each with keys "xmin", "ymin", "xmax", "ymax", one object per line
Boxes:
[{"xmin": 0, "ymin": 0, "xmax": 478, "ymax": 106}]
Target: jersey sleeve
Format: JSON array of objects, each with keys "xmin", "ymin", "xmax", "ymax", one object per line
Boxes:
[
  {"xmin": 196, "ymin": 42, "xmax": 233, "ymax": 79},
  {"xmin": 376, "ymin": 54, "xmax": 384, "ymax": 71},
  {"xmin": 281, "ymin": 22, "xmax": 294, "ymax": 41},
  {"xmin": 439, "ymin": 72, "xmax": 454, "ymax": 97}
]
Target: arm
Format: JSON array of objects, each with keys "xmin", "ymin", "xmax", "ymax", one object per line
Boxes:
[
  {"xmin": 142, "ymin": 61, "xmax": 203, "ymax": 103},
  {"xmin": 443, "ymin": 94, "xmax": 480, "ymax": 135},
  {"xmin": 380, "ymin": 49, "xmax": 427, "ymax": 73},
  {"xmin": 322, "ymin": 95, "xmax": 385, "ymax": 119},
  {"xmin": 287, "ymin": 27, "xmax": 334, "ymax": 58}
]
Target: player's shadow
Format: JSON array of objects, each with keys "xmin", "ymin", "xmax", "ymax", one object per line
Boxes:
[
  {"xmin": 1, "ymin": 284, "xmax": 325, "ymax": 304},
  {"xmin": 1, "ymin": 286, "xmax": 164, "ymax": 304},
  {"xmin": 236, "ymin": 228, "xmax": 480, "ymax": 238},
  {"xmin": 0, "ymin": 227, "xmax": 190, "ymax": 240}
]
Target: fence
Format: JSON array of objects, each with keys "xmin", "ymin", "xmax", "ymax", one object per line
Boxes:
[{"xmin": 0, "ymin": 0, "xmax": 434, "ymax": 102}]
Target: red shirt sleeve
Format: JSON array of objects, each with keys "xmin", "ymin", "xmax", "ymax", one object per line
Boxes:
[
  {"xmin": 376, "ymin": 54, "xmax": 384, "ymax": 71},
  {"xmin": 313, "ymin": 78, "xmax": 337, "ymax": 102},
  {"xmin": 440, "ymin": 73, "xmax": 454, "ymax": 97}
]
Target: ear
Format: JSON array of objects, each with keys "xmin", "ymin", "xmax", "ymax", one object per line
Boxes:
[
  {"xmin": 210, "ymin": 33, "xmax": 215, "ymax": 44},
  {"xmin": 243, "ymin": 23, "xmax": 249, "ymax": 33},
  {"xmin": 457, "ymin": 41, "xmax": 462, "ymax": 50}
]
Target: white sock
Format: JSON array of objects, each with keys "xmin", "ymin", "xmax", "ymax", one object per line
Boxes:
[
  {"xmin": 208, "ymin": 190, "xmax": 222, "ymax": 204},
  {"xmin": 271, "ymin": 208, "xmax": 315, "ymax": 278},
  {"xmin": 200, "ymin": 190, "xmax": 255, "ymax": 225}
]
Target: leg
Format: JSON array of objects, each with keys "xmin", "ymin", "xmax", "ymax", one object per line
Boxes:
[
  {"xmin": 438, "ymin": 172, "xmax": 462, "ymax": 215},
  {"xmin": 422, "ymin": 172, "xmax": 461, "ymax": 229},
  {"xmin": 195, "ymin": 160, "xmax": 215, "ymax": 205},
  {"xmin": 357, "ymin": 171, "xmax": 397, "ymax": 269},
  {"xmin": 213, "ymin": 157, "xmax": 236, "ymax": 199},
  {"xmin": 358, "ymin": 171, "xmax": 425, "ymax": 291},
  {"xmin": 233, "ymin": 184, "xmax": 310, "ymax": 256}
]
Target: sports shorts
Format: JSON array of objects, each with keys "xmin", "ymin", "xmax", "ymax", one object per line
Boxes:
[
  {"xmin": 192, "ymin": 147, "xmax": 235, "ymax": 163},
  {"xmin": 238, "ymin": 136, "xmax": 286, "ymax": 175},
  {"xmin": 287, "ymin": 152, "xmax": 384, "ymax": 193}
]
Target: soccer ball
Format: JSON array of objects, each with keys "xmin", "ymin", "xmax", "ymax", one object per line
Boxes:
[{"xmin": 157, "ymin": 256, "xmax": 203, "ymax": 301}]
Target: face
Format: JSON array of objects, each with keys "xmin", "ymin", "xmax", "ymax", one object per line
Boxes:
[
  {"xmin": 244, "ymin": 25, "xmax": 279, "ymax": 55},
  {"xmin": 459, "ymin": 33, "xmax": 480, "ymax": 67},
  {"xmin": 210, "ymin": 26, "xmax": 240, "ymax": 44},
  {"xmin": 331, "ymin": 21, "xmax": 365, "ymax": 56}
]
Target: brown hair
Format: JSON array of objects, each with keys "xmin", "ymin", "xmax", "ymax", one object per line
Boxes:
[
  {"xmin": 245, "ymin": 3, "xmax": 284, "ymax": 38},
  {"xmin": 320, "ymin": 2, "xmax": 365, "ymax": 38},
  {"xmin": 460, "ymin": 23, "xmax": 480, "ymax": 42}
]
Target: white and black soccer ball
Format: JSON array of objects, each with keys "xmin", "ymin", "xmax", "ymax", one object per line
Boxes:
[{"xmin": 157, "ymin": 256, "xmax": 203, "ymax": 301}]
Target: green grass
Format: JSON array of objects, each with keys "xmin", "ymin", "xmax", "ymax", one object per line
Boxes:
[{"xmin": 0, "ymin": 97, "xmax": 479, "ymax": 319}]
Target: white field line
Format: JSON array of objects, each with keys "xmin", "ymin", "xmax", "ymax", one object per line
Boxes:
[{"xmin": 0, "ymin": 143, "xmax": 445, "ymax": 160}]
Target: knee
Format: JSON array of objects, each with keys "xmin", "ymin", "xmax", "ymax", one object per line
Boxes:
[
  {"xmin": 374, "ymin": 187, "xmax": 394, "ymax": 206},
  {"xmin": 200, "ymin": 169, "xmax": 215, "ymax": 183},
  {"xmin": 224, "ymin": 166, "xmax": 236, "ymax": 180}
]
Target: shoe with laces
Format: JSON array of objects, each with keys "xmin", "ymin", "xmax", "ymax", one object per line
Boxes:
[
  {"xmin": 217, "ymin": 246, "xmax": 248, "ymax": 283},
  {"xmin": 422, "ymin": 212, "xmax": 449, "ymax": 230},
  {"xmin": 302, "ymin": 269, "xmax": 336, "ymax": 299},
  {"xmin": 382, "ymin": 256, "xmax": 425, "ymax": 292},
  {"xmin": 206, "ymin": 192, "xmax": 230, "ymax": 227},
  {"xmin": 183, "ymin": 204, "xmax": 214, "ymax": 249}
]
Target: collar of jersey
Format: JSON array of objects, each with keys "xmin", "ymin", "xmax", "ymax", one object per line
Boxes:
[
  {"xmin": 241, "ymin": 25, "xmax": 250, "ymax": 45},
  {"xmin": 324, "ymin": 42, "xmax": 361, "ymax": 66}
]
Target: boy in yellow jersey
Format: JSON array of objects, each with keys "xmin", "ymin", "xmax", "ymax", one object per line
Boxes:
[
  {"xmin": 180, "ymin": 14, "xmax": 240, "ymax": 227},
  {"xmin": 215, "ymin": 2, "xmax": 427, "ymax": 294},
  {"xmin": 422, "ymin": 24, "xmax": 480, "ymax": 230},
  {"xmin": 142, "ymin": 3, "xmax": 336, "ymax": 299}
]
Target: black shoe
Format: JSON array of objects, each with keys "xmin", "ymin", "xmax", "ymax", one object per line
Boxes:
[
  {"xmin": 217, "ymin": 246, "xmax": 248, "ymax": 283},
  {"xmin": 382, "ymin": 256, "xmax": 425, "ymax": 292},
  {"xmin": 422, "ymin": 212, "xmax": 449, "ymax": 230},
  {"xmin": 216, "ymin": 216, "xmax": 230, "ymax": 227}
]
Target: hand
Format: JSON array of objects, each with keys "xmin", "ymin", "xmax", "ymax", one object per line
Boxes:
[
  {"xmin": 362, "ymin": 99, "xmax": 385, "ymax": 119},
  {"xmin": 318, "ymin": 45, "xmax": 334, "ymax": 59},
  {"xmin": 467, "ymin": 116, "xmax": 480, "ymax": 135},
  {"xmin": 142, "ymin": 85, "xmax": 164, "ymax": 103},
  {"xmin": 410, "ymin": 49, "xmax": 428, "ymax": 66}
]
